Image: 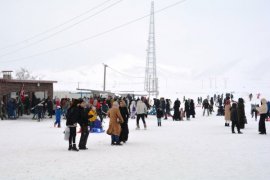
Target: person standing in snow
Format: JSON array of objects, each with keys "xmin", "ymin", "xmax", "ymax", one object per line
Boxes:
[
  {"xmin": 160, "ymin": 98, "xmax": 166, "ymax": 119},
  {"xmin": 130, "ymin": 100, "xmax": 136, "ymax": 119},
  {"xmin": 107, "ymin": 102, "xmax": 124, "ymax": 145},
  {"xmin": 184, "ymin": 100, "xmax": 190, "ymax": 120},
  {"xmin": 165, "ymin": 99, "xmax": 172, "ymax": 119},
  {"xmin": 249, "ymin": 93, "xmax": 253, "ymax": 101},
  {"xmin": 189, "ymin": 99, "xmax": 195, "ymax": 118},
  {"xmin": 180, "ymin": 108, "xmax": 185, "ymax": 120},
  {"xmin": 66, "ymin": 99, "xmax": 80, "ymax": 151},
  {"xmin": 119, "ymin": 100, "xmax": 129, "ymax": 143},
  {"xmin": 46, "ymin": 97, "xmax": 53, "ymax": 119},
  {"xmin": 230, "ymin": 103, "xmax": 243, "ymax": 134},
  {"xmin": 54, "ymin": 106, "xmax": 62, "ymax": 128},
  {"xmin": 88, "ymin": 106, "xmax": 97, "ymax": 131},
  {"xmin": 78, "ymin": 101, "xmax": 90, "ymax": 150},
  {"xmin": 202, "ymin": 99, "xmax": 210, "ymax": 116},
  {"xmin": 173, "ymin": 98, "xmax": 181, "ymax": 121},
  {"xmin": 136, "ymin": 97, "xmax": 148, "ymax": 130},
  {"xmin": 256, "ymin": 98, "xmax": 268, "ymax": 135},
  {"xmin": 156, "ymin": 107, "xmax": 164, "ymax": 127},
  {"xmin": 237, "ymin": 98, "xmax": 247, "ymax": 129},
  {"xmin": 224, "ymin": 98, "xmax": 231, "ymax": 127},
  {"xmin": 209, "ymin": 97, "xmax": 214, "ymax": 114}
]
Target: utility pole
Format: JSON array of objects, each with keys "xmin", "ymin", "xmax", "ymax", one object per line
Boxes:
[{"xmin": 103, "ymin": 63, "xmax": 108, "ymax": 92}]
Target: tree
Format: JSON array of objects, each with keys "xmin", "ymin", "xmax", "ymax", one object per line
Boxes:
[{"xmin": 16, "ymin": 68, "xmax": 37, "ymax": 80}]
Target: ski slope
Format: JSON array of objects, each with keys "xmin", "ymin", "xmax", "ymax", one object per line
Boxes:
[{"xmin": 0, "ymin": 107, "xmax": 270, "ymax": 180}]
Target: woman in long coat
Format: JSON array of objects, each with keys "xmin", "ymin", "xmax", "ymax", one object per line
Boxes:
[
  {"xmin": 107, "ymin": 102, "xmax": 124, "ymax": 145},
  {"xmin": 224, "ymin": 99, "xmax": 231, "ymax": 126},
  {"xmin": 256, "ymin": 98, "xmax": 268, "ymax": 135},
  {"xmin": 119, "ymin": 100, "xmax": 129, "ymax": 143},
  {"xmin": 173, "ymin": 99, "xmax": 181, "ymax": 121},
  {"xmin": 184, "ymin": 100, "xmax": 190, "ymax": 120},
  {"xmin": 189, "ymin": 99, "xmax": 196, "ymax": 118},
  {"xmin": 237, "ymin": 98, "xmax": 247, "ymax": 129}
]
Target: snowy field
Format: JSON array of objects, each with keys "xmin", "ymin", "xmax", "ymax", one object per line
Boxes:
[{"xmin": 1, "ymin": 107, "xmax": 270, "ymax": 180}]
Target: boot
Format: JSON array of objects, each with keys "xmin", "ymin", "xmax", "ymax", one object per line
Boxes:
[
  {"xmin": 68, "ymin": 144, "xmax": 72, "ymax": 151},
  {"xmin": 72, "ymin": 144, "xmax": 79, "ymax": 151},
  {"xmin": 159, "ymin": 122, "xmax": 161, "ymax": 127},
  {"xmin": 232, "ymin": 131, "xmax": 235, "ymax": 134},
  {"xmin": 136, "ymin": 124, "xmax": 140, "ymax": 130},
  {"xmin": 115, "ymin": 136, "xmax": 122, "ymax": 146},
  {"xmin": 144, "ymin": 123, "xmax": 147, "ymax": 130},
  {"xmin": 238, "ymin": 131, "xmax": 243, "ymax": 134}
]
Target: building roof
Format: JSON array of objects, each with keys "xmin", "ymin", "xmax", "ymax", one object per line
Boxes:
[{"xmin": 0, "ymin": 78, "xmax": 57, "ymax": 84}]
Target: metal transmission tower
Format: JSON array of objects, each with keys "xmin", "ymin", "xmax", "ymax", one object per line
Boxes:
[{"xmin": 144, "ymin": 1, "xmax": 159, "ymax": 98}]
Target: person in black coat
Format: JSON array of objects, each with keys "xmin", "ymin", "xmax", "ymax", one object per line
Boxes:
[
  {"xmin": 160, "ymin": 98, "xmax": 166, "ymax": 119},
  {"xmin": 231, "ymin": 103, "xmax": 242, "ymax": 134},
  {"xmin": 185, "ymin": 100, "xmax": 190, "ymax": 120},
  {"xmin": 189, "ymin": 99, "xmax": 195, "ymax": 118},
  {"xmin": 165, "ymin": 99, "xmax": 172, "ymax": 118},
  {"xmin": 66, "ymin": 99, "xmax": 80, "ymax": 151},
  {"xmin": 78, "ymin": 101, "xmax": 90, "ymax": 150},
  {"xmin": 202, "ymin": 99, "xmax": 210, "ymax": 116},
  {"xmin": 173, "ymin": 99, "xmax": 181, "ymax": 121},
  {"xmin": 154, "ymin": 98, "xmax": 160, "ymax": 109},
  {"xmin": 237, "ymin": 98, "xmax": 247, "ymax": 129},
  {"xmin": 119, "ymin": 100, "xmax": 129, "ymax": 143},
  {"xmin": 46, "ymin": 97, "xmax": 53, "ymax": 118}
]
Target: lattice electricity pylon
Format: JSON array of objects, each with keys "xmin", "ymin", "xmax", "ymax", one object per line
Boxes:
[{"xmin": 144, "ymin": 0, "xmax": 159, "ymax": 98}]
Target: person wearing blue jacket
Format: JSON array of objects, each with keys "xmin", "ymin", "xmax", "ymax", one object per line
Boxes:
[{"xmin": 54, "ymin": 106, "xmax": 62, "ymax": 128}]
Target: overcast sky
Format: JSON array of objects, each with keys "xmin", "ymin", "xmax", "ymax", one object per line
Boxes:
[{"xmin": 0, "ymin": 0, "xmax": 269, "ymax": 98}]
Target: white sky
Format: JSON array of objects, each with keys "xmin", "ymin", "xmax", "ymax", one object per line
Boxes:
[{"xmin": 0, "ymin": 0, "xmax": 269, "ymax": 98}]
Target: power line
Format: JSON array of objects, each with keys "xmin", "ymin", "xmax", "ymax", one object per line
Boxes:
[
  {"xmin": 0, "ymin": 0, "xmax": 124, "ymax": 58},
  {"xmin": 0, "ymin": 0, "xmax": 114, "ymax": 52},
  {"xmin": 107, "ymin": 65, "xmax": 144, "ymax": 79},
  {"xmin": 0, "ymin": 0, "xmax": 187, "ymax": 63}
]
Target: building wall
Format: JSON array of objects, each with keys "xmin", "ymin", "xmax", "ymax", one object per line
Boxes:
[{"xmin": 0, "ymin": 82, "xmax": 54, "ymax": 99}]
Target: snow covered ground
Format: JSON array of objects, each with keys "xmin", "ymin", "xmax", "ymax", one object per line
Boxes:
[{"xmin": 1, "ymin": 106, "xmax": 270, "ymax": 180}]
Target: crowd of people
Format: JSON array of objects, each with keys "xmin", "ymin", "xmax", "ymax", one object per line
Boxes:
[
  {"xmin": 1, "ymin": 92, "xmax": 269, "ymax": 152},
  {"xmin": 64, "ymin": 95, "xmax": 150, "ymax": 150}
]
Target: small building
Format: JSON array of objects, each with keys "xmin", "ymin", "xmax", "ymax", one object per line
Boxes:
[{"xmin": 0, "ymin": 71, "xmax": 57, "ymax": 103}]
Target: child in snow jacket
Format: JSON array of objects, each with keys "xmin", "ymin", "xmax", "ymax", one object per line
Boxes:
[
  {"xmin": 88, "ymin": 106, "xmax": 97, "ymax": 130},
  {"xmin": 54, "ymin": 106, "xmax": 62, "ymax": 128}
]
